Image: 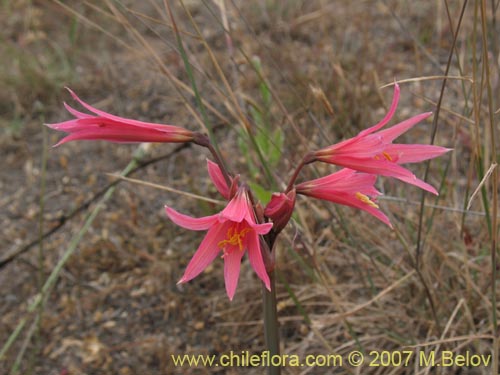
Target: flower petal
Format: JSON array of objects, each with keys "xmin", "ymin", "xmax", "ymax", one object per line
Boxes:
[
  {"xmin": 178, "ymin": 222, "xmax": 228, "ymax": 284},
  {"xmin": 220, "ymin": 187, "xmax": 252, "ymax": 223},
  {"xmin": 384, "ymin": 144, "xmax": 452, "ymax": 164},
  {"xmin": 394, "ymin": 174, "xmax": 438, "ymax": 195},
  {"xmin": 335, "ymin": 194, "xmax": 392, "ymax": 227},
  {"xmin": 65, "ymin": 88, "xmax": 155, "ymax": 127},
  {"xmin": 315, "ymin": 89, "xmax": 409, "ymax": 159},
  {"xmin": 323, "ymin": 156, "xmax": 438, "ymax": 194},
  {"xmin": 337, "ymin": 157, "xmax": 439, "ymax": 194},
  {"xmin": 297, "ymin": 169, "xmax": 378, "ymax": 194},
  {"xmin": 251, "ymin": 222, "xmax": 273, "ymax": 235},
  {"xmin": 300, "ymin": 189, "xmax": 392, "ymax": 227},
  {"xmin": 318, "ymin": 133, "xmax": 385, "ymax": 158},
  {"xmin": 165, "ymin": 206, "xmax": 219, "ymax": 230},
  {"xmin": 376, "ymin": 112, "xmax": 432, "ymax": 143},
  {"xmin": 207, "ymin": 159, "xmax": 230, "ymax": 199},
  {"xmin": 50, "ymin": 126, "xmax": 188, "ymax": 146},
  {"xmin": 316, "ymin": 84, "xmax": 401, "ymax": 155},
  {"xmin": 63, "ymin": 102, "xmax": 93, "ymax": 119},
  {"xmin": 357, "ymin": 83, "xmax": 401, "ymax": 137},
  {"xmin": 246, "ymin": 233, "xmax": 271, "ymax": 291},
  {"xmin": 223, "ymin": 246, "xmax": 245, "ymax": 300},
  {"xmin": 65, "ymin": 87, "xmax": 192, "ymax": 133}
]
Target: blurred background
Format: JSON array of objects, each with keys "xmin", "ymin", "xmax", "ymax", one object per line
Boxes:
[{"xmin": 0, "ymin": 1, "xmax": 498, "ymax": 374}]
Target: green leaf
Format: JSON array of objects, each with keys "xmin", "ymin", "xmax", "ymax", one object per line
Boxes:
[
  {"xmin": 268, "ymin": 128, "xmax": 284, "ymax": 167},
  {"xmin": 249, "ymin": 105, "xmax": 263, "ymax": 127},
  {"xmin": 249, "ymin": 182, "xmax": 272, "ymax": 205}
]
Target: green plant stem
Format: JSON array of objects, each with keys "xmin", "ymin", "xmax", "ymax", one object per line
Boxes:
[
  {"xmin": 262, "ymin": 270, "xmax": 280, "ymax": 375},
  {"xmin": 261, "ymin": 152, "xmax": 318, "ymax": 375}
]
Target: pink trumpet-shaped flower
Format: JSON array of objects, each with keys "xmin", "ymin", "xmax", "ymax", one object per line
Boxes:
[
  {"xmin": 165, "ymin": 186, "xmax": 273, "ymax": 300},
  {"xmin": 314, "ymin": 84, "xmax": 451, "ymax": 195},
  {"xmin": 296, "ymin": 168, "xmax": 392, "ymax": 227},
  {"xmin": 47, "ymin": 88, "xmax": 194, "ymax": 146}
]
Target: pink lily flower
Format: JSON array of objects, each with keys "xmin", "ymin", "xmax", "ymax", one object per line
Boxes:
[
  {"xmin": 165, "ymin": 185, "xmax": 273, "ymax": 300},
  {"xmin": 47, "ymin": 88, "xmax": 194, "ymax": 146},
  {"xmin": 313, "ymin": 84, "xmax": 451, "ymax": 195},
  {"xmin": 296, "ymin": 168, "xmax": 392, "ymax": 227}
]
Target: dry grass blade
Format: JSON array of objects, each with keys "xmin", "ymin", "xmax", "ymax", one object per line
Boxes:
[
  {"xmin": 319, "ymin": 271, "xmax": 416, "ymax": 324},
  {"xmin": 409, "ymin": 334, "xmax": 495, "ymax": 348},
  {"xmin": 479, "ymin": 0, "xmax": 500, "ymax": 371},
  {"xmin": 106, "ymin": 173, "xmax": 225, "ymax": 205},
  {"xmin": 466, "ymin": 163, "xmax": 497, "ymax": 210},
  {"xmin": 380, "ymin": 75, "xmax": 473, "ymax": 88},
  {"xmin": 51, "ymin": 0, "xmax": 131, "ymax": 49}
]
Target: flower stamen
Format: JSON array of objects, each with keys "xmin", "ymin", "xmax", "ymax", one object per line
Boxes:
[
  {"xmin": 218, "ymin": 226, "xmax": 252, "ymax": 256},
  {"xmin": 374, "ymin": 151, "xmax": 393, "ymax": 161},
  {"xmin": 355, "ymin": 192, "xmax": 379, "ymax": 208},
  {"xmin": 382, "ymin": 151, "xmax": 393, "ymax": 161}
]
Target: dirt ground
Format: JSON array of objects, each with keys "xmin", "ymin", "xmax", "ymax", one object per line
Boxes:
[{"xmin": 1, "ymin": 1, "xmax": 498, "ymax": 374}]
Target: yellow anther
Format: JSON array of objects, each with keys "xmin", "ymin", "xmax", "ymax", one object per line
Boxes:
[
  {"xmin": 218, "ymin": 226, "xmax": 252, "ymax": 252},
  {"xmin": 355, "ymin": 192, "xmax": 379, "ymax": 208},
  {"xmin": 374, "ymin": 152, "xmax": 393, "ymax": 161},
  {"xmin": 382, "ymin": 151, "xmax": 393, "ymax": 161}
]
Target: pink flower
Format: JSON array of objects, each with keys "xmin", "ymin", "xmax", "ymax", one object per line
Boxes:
[
  {"xmin": 264, "ymin": 190, "xmax": 296, "ymax": 234},
  {"xmin": 296, "ymin": 168, "xmax": 392, "ymax": 227},
  {"xmin": 313, "ymin": 84, "xmax": 450, "ymax": 195},
  {"xmin": 165, "ymin": 185, "xmax": 273, "ymax": 300},
  {"xmin": 47, "ymin": 88, "xmax": 194, "ymax": 146}
]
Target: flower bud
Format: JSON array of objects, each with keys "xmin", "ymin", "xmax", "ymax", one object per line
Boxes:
[{"xmin": 264, "ymin": 189, "xmax": 296, "ymax": 234}]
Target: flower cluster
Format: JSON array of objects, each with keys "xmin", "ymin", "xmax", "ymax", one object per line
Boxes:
[
  {"xmin": 48, "ymin": 84, "xmax": 450, "ymax": 299},
  {"xmin": 294, "ymin": 84, "xmax": 450, "ymax": 228}
]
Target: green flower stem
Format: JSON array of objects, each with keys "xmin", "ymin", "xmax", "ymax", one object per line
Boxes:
[{"xmin": 263, "ymin": 269, "xmax": 280, "ymax": 375}]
